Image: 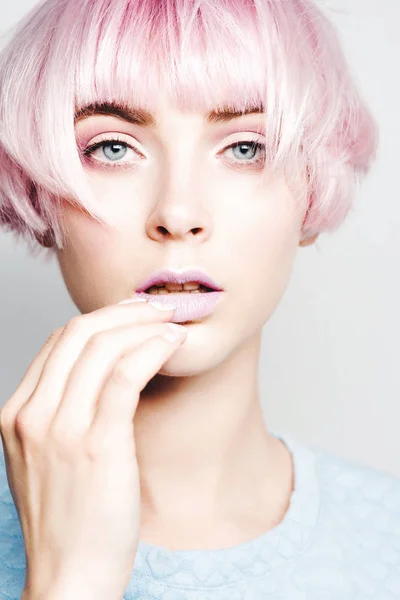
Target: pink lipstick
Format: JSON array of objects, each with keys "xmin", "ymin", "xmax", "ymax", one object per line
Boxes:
[{"xmin": 134, "ymin": 268, "xmax": 224, "ymax": 323}]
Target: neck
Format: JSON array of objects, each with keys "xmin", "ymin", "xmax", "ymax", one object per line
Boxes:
[{"xmin": 134, "ymin": 330, "xmax": 291, "ymax": 526}]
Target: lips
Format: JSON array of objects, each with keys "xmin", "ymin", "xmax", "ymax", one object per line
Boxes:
[{"xmin": 136, "ymin": 268, "xmax": 223, "ymax": 294}]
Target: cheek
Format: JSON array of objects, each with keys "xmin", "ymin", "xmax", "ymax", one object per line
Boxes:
[
  {"xmin": 223, "ymin": 181, "xmax": 302, "ymax": 327},
  {"xmin": 62, "ymin": 170, "xmax": 148, "ymax": 252},
  {"xmin": 82, "ymin": 170, "xmax": 148, "ymax": 228},
  {"xmin": 230, "ymin": 183, "xmax": 301, "ymax": 277},
  {"xmin": 56, "ymin": 201, "xmax": 125, "ymax": 291},
  {"xmin": 60, "ymin": 202, "xmax": 111, "ymax": 258}
]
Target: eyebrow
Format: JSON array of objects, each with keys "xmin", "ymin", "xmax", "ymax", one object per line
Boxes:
[{"xmin": 74, "ymin": 101, "xmax": 264, "ymax": 127}]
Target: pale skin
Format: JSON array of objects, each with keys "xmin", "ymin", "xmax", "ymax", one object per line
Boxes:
[
  {"xmin": 1, "ymin": 96, "xmax": 318, "ymax": 599},
  {"xmin": 55, "ymin": 98, "xmax": 317, "ymax": 546}
]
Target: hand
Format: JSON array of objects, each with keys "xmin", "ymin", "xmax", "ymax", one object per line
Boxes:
[{"xmin": 0, "ymin": 300, "xmax": 187, "ymax": 600}]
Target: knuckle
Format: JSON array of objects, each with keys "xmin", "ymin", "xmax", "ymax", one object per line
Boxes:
[
  {"xmin": 64, "ymin": 315, "xmax": 89, "ymax": 336},
  {"xmin": 0, "ymin": 406, "xmax": 13, "ymax": 435},
  {"xmin": 46, "ymin": 326, "xmax": 65, "ymax": 345},
  {"xmin": 84, "ymin": 432, "xmax": 108, "ymax": 460},
  {"xmin": 111, "ymin": 360, "xmax": 137, "ymax": 387},
  {"xmin": 85, "ymin": 331, "xmax": 109, "ymax": 353},
  {"xmin": 14, "ymin": 408, "xmax": 32, "ymax": 436},
  {"xmin": 14, "ymin": 406, "xmax": 44, "ymax": 443}
]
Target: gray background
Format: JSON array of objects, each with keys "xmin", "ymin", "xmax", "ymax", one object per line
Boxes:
[{"xmin": 1, "ymin": 1, "xmax": 399, "ymax": 477}]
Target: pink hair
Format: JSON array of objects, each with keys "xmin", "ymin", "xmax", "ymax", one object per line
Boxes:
[{"xmin": 0, "ymin": 0, "xmax": 378, "ymax": 260}]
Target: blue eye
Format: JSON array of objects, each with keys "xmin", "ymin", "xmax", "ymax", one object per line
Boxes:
[
  {"xmin": 83, "ymin": 137, "xmax": 266, "ymax": 170},
  {"xmin": 223, "ymin": 140, "xmax": 266, "ymax": 167},
  {"xmin": 96, "ymin": 141, "xmax": 127, "ymax": 161},
  {"xmin": 230, "ymin": 142, "xmax": 262, "ymax": 159},
  {"xmin": 83, "ymin": 137, "xmax": 141, "ymax": 168}
]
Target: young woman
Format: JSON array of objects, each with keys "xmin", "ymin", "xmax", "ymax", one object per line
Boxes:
[{"xmin": 0, "ymin": 0, "xmax": 398, "ymax": 599}]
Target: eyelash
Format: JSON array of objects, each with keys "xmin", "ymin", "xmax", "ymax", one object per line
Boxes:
[{"xmin": 83, "ymin": 136, "xmax": 266, "ymax": 171}]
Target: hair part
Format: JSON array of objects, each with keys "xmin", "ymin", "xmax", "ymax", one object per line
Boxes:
[{"xmin": 0, "ymin": 0, "xmax": 378, "ymax": 261}]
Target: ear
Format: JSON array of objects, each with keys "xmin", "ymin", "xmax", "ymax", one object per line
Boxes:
[{"xmin": 299, "ymin": 233, "xmax": 319, "ymax": 247}]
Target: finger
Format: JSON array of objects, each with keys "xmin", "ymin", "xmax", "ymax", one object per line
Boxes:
[
  {"xmin": 90, "ymin": 329, "xmax": 187, "ymax": 440},
  {"xmin": 20, "ymin": 303, "xmax": 176, "ymax": 430},
  {"xmin": 50, "ymin": 321, "xmax": 183, "ymax": 437},
  {"xmin": 0, "ymin": 327, "xmax": 64, "ymax": 431}
]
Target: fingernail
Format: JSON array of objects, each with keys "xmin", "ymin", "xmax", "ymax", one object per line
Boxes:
[
  {"xmin": 118, "ymin": 297, "xmax": 148, "ymax": 305},
  {"xmin": 148, "ymin": 301, "xmax": 177, "ymax": 311},
  {"xmin": 164, "ymin": 323, "xmax": 187, "ymax": 341}
]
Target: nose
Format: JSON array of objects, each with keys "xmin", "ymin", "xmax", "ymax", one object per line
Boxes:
[{"xmin": 145, "ymin": 166, "xmax": 212, "ymax": 244}]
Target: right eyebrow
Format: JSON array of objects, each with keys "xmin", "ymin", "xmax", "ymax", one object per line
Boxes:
[
  {"xmin": 74, "ymin": 101, "xmax": 264, "ymax": 127},
  {"xmin": 74, "ymin": 102, "xmax": 156, "ymax": 127}
]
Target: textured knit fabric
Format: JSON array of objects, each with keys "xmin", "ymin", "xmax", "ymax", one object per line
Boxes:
[{"xmin": 0, "ymin": 431, "xmax": 399, "ymax": 599}]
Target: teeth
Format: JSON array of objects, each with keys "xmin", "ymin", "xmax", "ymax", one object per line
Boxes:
[
  {"xmin": 148, "ymin": 288, "xmax": 170, "ymax": 295},
  {"xmin": 163, "ymin": 282, "xmax": 200, "ymax": 291},
  {"xmin": 147, "ymin": 289, "xmax": 204, "ymax": 294},
  {"xmin": 183, "ymin": 282, "xmax": 201, "ymax": 291},
  {"xmin": 146, "ymin": 281, "xmax": 210, "ymax": 294}
]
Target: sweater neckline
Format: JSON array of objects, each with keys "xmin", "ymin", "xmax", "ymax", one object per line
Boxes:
[{"xmin": 130, "ymin": 430, "xmax": 321, "ymax": 590}]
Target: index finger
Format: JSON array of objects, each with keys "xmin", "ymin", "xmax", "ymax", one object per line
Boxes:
[{"xmin": 6, "ymin": 327, "xmax": 65, "ymax": 410}]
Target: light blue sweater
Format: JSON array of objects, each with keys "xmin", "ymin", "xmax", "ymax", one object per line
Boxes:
[{"xmin": 0, "ymin": 431, "xmax": 399, "ymax": 599}]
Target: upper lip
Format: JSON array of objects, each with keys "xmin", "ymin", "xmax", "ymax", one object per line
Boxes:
[{"xmin": 136, "ymin": 268, "xmax": 223, "ymax": 293}]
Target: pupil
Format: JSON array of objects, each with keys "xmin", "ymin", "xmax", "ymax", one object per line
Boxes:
[
  {"xmin": 232, "ymin": 142, "xmax": 257, "ymax": 160},
  {"xmin": 104, "ymin": 143, "xmax": 126, "ymax": 161}
]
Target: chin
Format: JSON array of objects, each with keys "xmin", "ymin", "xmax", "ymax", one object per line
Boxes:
[
  {"xmin": 158, "ymin": 353, "xmax": 214, "ymax": 378},
  {"xmin": 157, "ymin": 341, "xmax": 226, "ymax": 378}
]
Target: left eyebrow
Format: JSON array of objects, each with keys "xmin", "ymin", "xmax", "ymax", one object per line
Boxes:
[{"xmin": 74, "ymin": 101, "xmax": 264, "ymax": 127}]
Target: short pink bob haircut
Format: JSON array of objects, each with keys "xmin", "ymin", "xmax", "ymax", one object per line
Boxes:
[{"xmin": 0, "ymin": 0, "xmax": 378, "ymax": 261}]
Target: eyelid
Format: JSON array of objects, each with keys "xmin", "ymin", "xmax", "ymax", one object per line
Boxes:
[
  {"xmin": 214, "ymin": 131, "xmax": 266, "ymax": 153},
  {"xmin": 82, "ymin": 132, "xmax": 266, "ymax": 170},
  {"xmin": 83, "ymin": 130, "xmax": 264, "ymax": 152},
  {"xmin": 85, "ymin": 132, "xmax": 145, "ymax": 156}
]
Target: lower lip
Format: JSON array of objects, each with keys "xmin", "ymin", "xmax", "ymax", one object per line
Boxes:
[{"xmin": 135, "ymin": 291, "xmax": 223, "ymax": 323}]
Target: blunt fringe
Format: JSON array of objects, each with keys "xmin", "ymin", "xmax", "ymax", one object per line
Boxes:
[{"xmin": 0, "ymin": 0, "xmax": 378, "ymax": 261}]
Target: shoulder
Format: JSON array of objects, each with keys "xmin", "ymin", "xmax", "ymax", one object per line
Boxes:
[
  {"xmin": 0, "ymin": 439, "xmax": 26, "ymax": 600},
  {"xmin": 312, "ymin": 443, "xmax": 400, "ymax": 511},
  {"xmin": 285, "ymin": 440, "xmax": 400, "ymax": 594},
  {"xmin": 309, "ymin": 441, "xmax": 400, "ymax": 550}
]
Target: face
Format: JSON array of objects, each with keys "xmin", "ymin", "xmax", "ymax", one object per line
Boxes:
[{"xmin": 54, "ymin": 98, "xmax": 316, "ymax": 377}]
